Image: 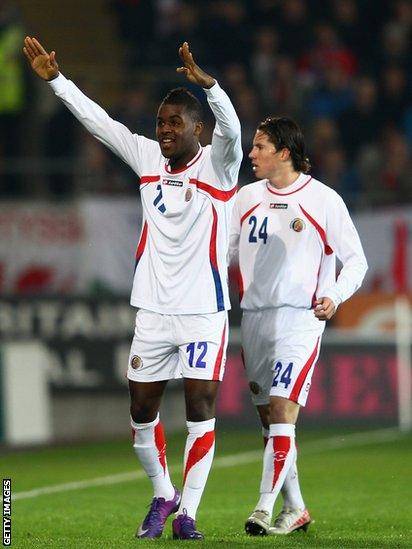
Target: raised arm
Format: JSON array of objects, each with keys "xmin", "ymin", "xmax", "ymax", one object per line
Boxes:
[
  {"xmin": 23, "ymin": 36, "xmax": 157, "ymax": 176},
  {"xmin": 177, "ymin": 42, "xmax": 242, "ymax": 188}
]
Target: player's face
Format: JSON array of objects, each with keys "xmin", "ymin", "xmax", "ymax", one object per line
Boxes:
[
  {"xmin": 249, "ymin": 130, "xmax": 285, "ymax": 179},
  {"xmin": 156, "ymin": 104, "xmax": 202, "ymax": 161}
]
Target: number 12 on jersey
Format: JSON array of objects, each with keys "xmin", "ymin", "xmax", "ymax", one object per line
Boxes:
[{"xmin": 248, "ymin": 216, "xmax": 268, "ymax": 244}]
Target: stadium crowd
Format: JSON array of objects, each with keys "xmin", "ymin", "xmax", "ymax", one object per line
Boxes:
[{"xmin": 1, "ymin": 0, "xmax": 411, "ymax": 209}]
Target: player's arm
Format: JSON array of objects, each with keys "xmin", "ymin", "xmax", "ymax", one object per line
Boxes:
[
  {"xmin": 228, "ymin": 195, "xmax": 241, "ymax": 265},
  {"xmin": 315, "ymin": 194, "xmax": 368, "ymax": 320},
  {"xmin": 23, "ymin": 36, "xmax": 153, "ymax": 175},
  {"xmin": 177, "ymin": 42, "xmax": 242, "ymax": 189}
]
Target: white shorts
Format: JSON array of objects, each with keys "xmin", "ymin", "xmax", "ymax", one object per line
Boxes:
[
  {"xmin": 241, "ymin": 308, "xmax": 325, "ymax": 407},
  {"xmin": 127, "ymin": 309, "xmax": 228, "ymax": 382}
]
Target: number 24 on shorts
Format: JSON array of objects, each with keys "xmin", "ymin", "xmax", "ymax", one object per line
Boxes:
[{"xmin": 272, "ymin": 361, "xmax": 293, "ymax": 388}]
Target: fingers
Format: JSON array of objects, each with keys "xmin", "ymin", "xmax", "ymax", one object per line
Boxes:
[
  {"xmin": 32, "ymin": 37, "xmax": 48, "ymax": 55},
  {"xmin": 24, "ymin": 37, "xmax": 37, "ymax": 59},
  {"xmin": 24, "ymin": 36, "xmax": 48, "ymax": 57},
  {"xmin": 22, "ymin": 46, "xmax": 33, "ymax": 63},
  {"xmin": 179, "ymin": 41, "xmax": 194, "ymax": 67},
  {"xmin": 314, "ymin": 298, "xmax": 335, "ymax": 320}
]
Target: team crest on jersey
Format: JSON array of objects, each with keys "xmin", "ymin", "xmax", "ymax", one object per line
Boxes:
[
  {"xmin": 162, "ymin": 178, "xmax": 183, "ymax": 187},
  {"xmin": 249, "ymin": 381, "xmax": 261, "ymax": 395},
  {"xmin": 185, "ymin": 188, "xmax": 193, "ymax": 202},
  {"xmin": 131, "ymin": 355, "xmax": 143, "ymax": 369},
  {"xmin": 270, "ymin": 203, "xmax": 288, "ymax": 209},
  {"xmin": 290, "ymin": 218, "xmax": 306, "ymax": 232}
]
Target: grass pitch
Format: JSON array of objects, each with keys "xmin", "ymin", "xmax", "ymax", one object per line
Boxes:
[{"xmin": 2, "ymin": 427, "xmax": 411, "ymax": 548}]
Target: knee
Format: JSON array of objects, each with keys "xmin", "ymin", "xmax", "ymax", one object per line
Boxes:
[{"xmin": 130, "ymin": 400, "xmax": 158, "ymax": 424}]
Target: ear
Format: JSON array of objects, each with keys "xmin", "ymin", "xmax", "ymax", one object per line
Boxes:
[
  {"xmin": 194, "ymin": 121, "xmax": 203, "ymax": 137},
  {"xmin": 280, "ymin": 148, "xmax": 291, "ymax": 161}
]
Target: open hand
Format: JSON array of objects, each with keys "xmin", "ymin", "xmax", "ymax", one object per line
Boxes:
[
  {"xmin": 23, "ymin": 36, "xmax": 59, "ymax": 81},
  {"xmin": 313, "ymin": 297, "xmax": 336, "ymax": 321},
  {"xmin": 176, "ymin": 42, "xmax": 215, "ymax": 89}
]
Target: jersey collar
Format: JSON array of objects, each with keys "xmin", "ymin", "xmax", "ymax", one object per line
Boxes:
[
  {"xmin": 164, "ymin": 145, "xmax": 203, "ymax": 174},
  {"xmin": 266, "ymin": 173, "xmax": 312, "ymax": 196}
]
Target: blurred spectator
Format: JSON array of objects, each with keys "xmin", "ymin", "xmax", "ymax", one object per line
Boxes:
[
  {"xmin": 251, "ymin": 26, "xmax": 280, "ymax": 105},
  {"xmin": 278, "ymin": 0, "xmax": 313, "ymax": 61},
  {"xmin": 0, "ymin": 2, "xmax": 25, "ymax": 196},
  {"xmin": 379, "ymin": 64, "xmax": 410, "ymax": 127},
  {"xmin": 298, "ymin": 22, "xmax": 358, "ymax": 83},
  {"xmin": 270, "ymin": 55, "xmax": 307, "ymax": 121},
  {"xmin": 358, "ymin": 126, "xmax": 412, "ymax": 206},
  {"xmin": 337, "ymin": 76, "xmax": 380, "ymax": 159},
  {"xmin": 308, "ymin": 117, "xmax": 341, "ymax": 169},
  {"xmin": 308, "ymin": 63, "xmax": 354, "ymax": 118},
  {"xmin": 314, "ymin": 143, "xmax": 359, "ymax": 210}
]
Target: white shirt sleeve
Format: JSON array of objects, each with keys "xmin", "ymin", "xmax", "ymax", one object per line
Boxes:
[
  {"xmin": 228, "ymin": 193, "xmax": 241, "ymax": 265},
  {"xmin": 48, "ymin": 73, "xmax": 158, "ymax": 176},
  {"xmin": 324, "ymin": 193, "xmax": 368, "ymax": 307},
  {"xmin": 204, "ymin": 81, "xmax": 242, "ymax": 189}
]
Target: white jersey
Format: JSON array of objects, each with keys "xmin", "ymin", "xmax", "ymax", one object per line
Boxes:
[
  {"xmin": 229, "ymin": 173, "xmax": 368, "ymax": 311},
  {"xmin": 49, "ymin": 74, "xmax": 242, "ymax": 314}
]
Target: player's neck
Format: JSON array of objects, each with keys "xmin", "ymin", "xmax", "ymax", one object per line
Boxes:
[
  {"xmin": 267, "ymin": 170, "xmax": 300, "ymax": 190},
  {"xmin": 169, "ymin": 145, "xmax": 200, "ymax": 171}
]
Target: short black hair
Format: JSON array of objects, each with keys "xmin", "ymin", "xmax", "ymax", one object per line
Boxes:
[
  {"xmin": 160, "ymin": 88, "xmax": 203, "ymax": 122},
  {"xmin": 258, "ymin": 117, "xmax": 311, "ymax": 173}
]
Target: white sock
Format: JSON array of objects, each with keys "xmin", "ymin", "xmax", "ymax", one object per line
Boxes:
[
  {"xmin": 281, "ymin": 449, "xmax": 305, "ymax": 510},
  {"xmin": 255, "ymin": 423, "xmax": 296, "ymax": 516},
  {"xmin": 177, "ymin": 418, "xmax": 216, "ymax": 520},
  {"xmin": 131, "ymin": 414, "xmax": 175, "ymax": 500}
]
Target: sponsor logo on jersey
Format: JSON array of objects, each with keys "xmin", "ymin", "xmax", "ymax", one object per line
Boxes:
[
  {"xmin": 290, "ymin": 218, "xmax": 306, "ymax": 232},
  {"xmin": 162, "ymin": 178, "xmax": 183, "ymax": 187},
  {"xmin": 249, "ymin": 381, "xmax": 261, "ymax": 395},
  {"xmin": 131, "ymin": 355, "xmax": 143, "ymax": 369},
  {"xmin": 270, "ymin": 203, "xmax": 288, "ymax": 209},
  {"xmin": 185, "ymin": 188, "xmax": 193, "ymax": 201}
]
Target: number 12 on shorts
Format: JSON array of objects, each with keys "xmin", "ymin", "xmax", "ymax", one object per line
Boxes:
[
  {"xmin": 186, "ymin": 342, "xmax": 208, "ymax": 368},
  {"xmin": 272, "ymin": 361, "xmax": 293, "ymax": 388}
]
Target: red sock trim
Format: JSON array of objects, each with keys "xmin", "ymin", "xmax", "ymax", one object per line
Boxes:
[
  {"xmin": 272, "ymin": 435, "xmax": 291, "ymax": 490},
  {"xmin": 183, "ymin": 430, "xmax": 215, "ymax": 484},
  {"xmin": 154, "ymin": 421, "xmax": 167, "ymax": 475}
]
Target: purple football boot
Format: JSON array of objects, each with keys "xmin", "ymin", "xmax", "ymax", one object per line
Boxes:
[
  {"xmin": 135, "ymin": 487, "xmax": 181, "ymax": 539},
  {"xmin": 172, "ymin": 510, "xmax": 204, "ymax": 540}
]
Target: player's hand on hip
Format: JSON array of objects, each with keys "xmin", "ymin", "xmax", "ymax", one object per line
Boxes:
[
  {"xmin": 314, "ymin": 297, "xmax": 336, "ymax": 321},
  {"xmin": 23, "ymin": 37, "xmax": 59, "ymax": 81},
  {"xmin": 176, "ymin": 41, "xmax": 216, "ymax": 89}
]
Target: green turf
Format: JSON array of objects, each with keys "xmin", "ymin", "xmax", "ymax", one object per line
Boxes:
[{"xmin": 2, "ymin": 428, "xmax": 411, "ymax": 548}]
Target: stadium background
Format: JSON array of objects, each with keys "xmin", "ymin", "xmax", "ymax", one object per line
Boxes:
[{"xmin": 0, "ymin": 1, "xmax": 411, "ymax": 547}]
